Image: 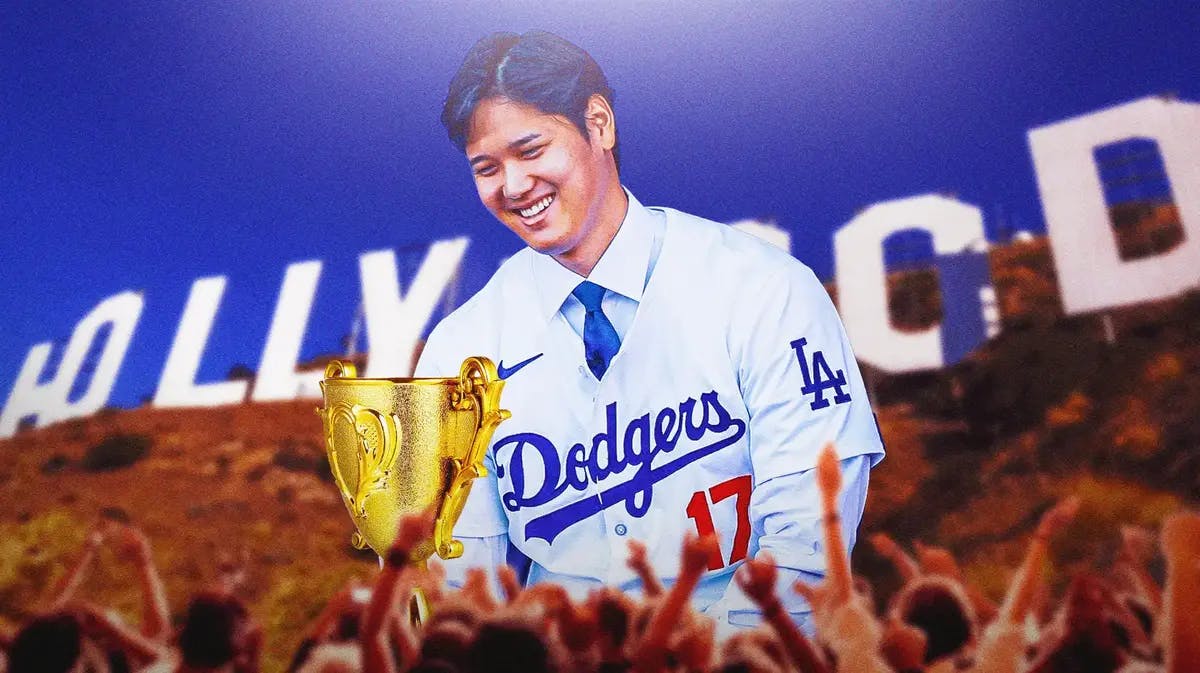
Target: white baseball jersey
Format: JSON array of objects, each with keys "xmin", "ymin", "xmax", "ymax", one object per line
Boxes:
[{"xmin": 414, "ymin": 190, "xmax": 885, "ymax": 630}]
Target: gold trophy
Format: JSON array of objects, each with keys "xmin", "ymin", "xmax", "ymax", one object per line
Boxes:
[{"xmin": 317, "ymin": 357, "xmax": 510, "ymax": 563}]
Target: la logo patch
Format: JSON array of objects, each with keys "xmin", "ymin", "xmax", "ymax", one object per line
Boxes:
[{"xmin": 789, "ymin": 337, "xmax": 852, "ymax": 411}]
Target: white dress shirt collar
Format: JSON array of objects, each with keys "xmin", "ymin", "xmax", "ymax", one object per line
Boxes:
[{"xmin": 531, "ymin": 188, "xmax": 658, "ymax": 321}]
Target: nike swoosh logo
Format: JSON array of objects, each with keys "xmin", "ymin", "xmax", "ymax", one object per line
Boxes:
[{"xmin": 497, "ymin": 353, "xmax": 544, "ymax": 380}]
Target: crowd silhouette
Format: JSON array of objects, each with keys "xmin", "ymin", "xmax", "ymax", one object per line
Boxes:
[{"xmin": 3, "ymin": 445, "xmax": 1197, "ymax": 673}]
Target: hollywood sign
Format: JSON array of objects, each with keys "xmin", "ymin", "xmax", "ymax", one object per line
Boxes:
[{"xmin": 2, "ymin": 96, "xmax": 1198, "ymax": 438}]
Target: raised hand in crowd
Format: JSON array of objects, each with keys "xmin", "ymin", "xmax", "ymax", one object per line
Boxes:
[
  {"xmin": 414, "ymin": 558, "xmax": 449, "ymax": 611},
  {"xmin": 986, "ymin": 497, "xmax": 1079, "ymax": 673},
  {"xmin": 1115, "ymin": 524, "xmax": 1163, "ymax": 618},
  {"xmin": 362, "ymin": 508, "xmax": 435, "ymax": 673},
  {"xmin": 717, "ymin": 629, "xmax": 788, "ymax": 673},
  {"xmin": 631, "ymin": 532, "xmax": 719, "ymax": 673},
  {"xmin": 794, "ymin": 444, "xmax": 892, "ymax": 673},
  {"xmin": 626, "ymin": 540, "xmax": 664, "ymax": 598},
  {"xmin": 113, "ymin": 524, "xmax": 171, "ymax": 644},
  {"xmin": 870, "ymin": 533, "xmax": 921, "ymax": 584},
  {"xmin": 497, "ymin": 564, "xmax": 523, "ymax": 605},
  {"xmin": 461, "ymin": 568, "xmax": 500, "ymax": 615},
  {"xmin": 70, "ymin": 600, "xmax": 165, "ymax": 669},
  {"xmin": 734, "ymin": 552, "xmax": 827, "ymax": 673},
  {"xmin": 45, "ymin": 520, "xmax": 108, "ymax": 611},
  {"xmin": 912, "ymin": 541, "xmax": 962, "ymax": 579},
  {"xmin": 1002, "ymin": 497, "xmax": 1080, "ymax": 627},
  {"xmin": 288, "ymin": 579, "xmax": 370, "ymax": 672},
  {"xmin": 814, "ymin": 445, "xmax": 853, "ymax": 606},
  {"xmin": 39, "ymin": 521, "xmax": 172, "ymax": 672},
  {"xmin": 588, "ymin": 587, "xmax": 636, "ymax": 670},
  {"xmin": 670, "ymin": 609, "xmax": 716, "ymax": 673},
  {"xmin": 1160, "ymin": 512, "xmax": 1200, "ymax": 673},
  {"xmin": 880, "ymin": 616, "xmax": 928, "ymax": 673},
  {"xmin": 558, "ymin": 593, "xmax": 600, "ymax": 657},
  {"xmin": 510, "ymin": 582, "xmax": 571, "ymax": 628}
]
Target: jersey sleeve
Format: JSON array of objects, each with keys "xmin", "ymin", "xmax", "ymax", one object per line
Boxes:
[
  {"xmin": 730, "ymin": 261, "xmax": 885, "ymax": 483},
  {"xmin": 711, "ymin": 260, "xmax": 884, "ymax": 628},
  {"xmin": 717, "ymin": 454, "xmax": 871, "ymax": 630}
]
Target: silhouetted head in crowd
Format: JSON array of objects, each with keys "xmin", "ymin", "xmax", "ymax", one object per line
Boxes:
[
  {"xmin": 1119, "ymin": 594, "xmax": 1154, "ymax": 643},
  {"xmin": 420, "ymin": 620, "xmax": 474, "ymax": 671},
  {"xmin": 894, "ymin": 577, "xmax": 976, "ymax": 663},
  {"xmin": 466, "ymin": 616, "xmax": 557, "ymax": 673},
  {"xmin": 332, "ymin": 611, "xmax": 359, "ymax": 642},
  {"xmin": 593, "ymin": 590, "xmax": 633, "ymax": 653},
  {"xmin": 425, "ymin": 598, "xmax": 482, "ymax": 632},
  {"xmin": 177, "ymin": 590, "xmax": 255, "ymax": 670},
  {"xmin": 8, "ymin": 613, "xmax": 82, "ymax": 673},
  {"xmin": 1030, "ymin": 573, "xmax": 1131, "ymax": 673},
  {"xmin": 410, "ymin": 659, "xmax": 461, "ymax": 673},
  {"xmin": 721, "ymin": 630, "xmax": 786, "ymax": 671},
  {"xmin": 293, "ymin": 642, "xmax": 360, "ymax": 673},
  {"xmin": 712, "ymin": 645, "xmax": 786, "ymax": 673}
]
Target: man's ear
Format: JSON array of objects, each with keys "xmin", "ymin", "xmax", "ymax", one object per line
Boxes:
[{"xmin": 585, "ymin": 94, "xmax": 617, "ymax": 152}]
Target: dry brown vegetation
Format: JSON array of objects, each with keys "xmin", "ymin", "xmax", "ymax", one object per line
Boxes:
[{"xmin": 1, "ymin": 235, "xmax": 1197, "ymax": 670}]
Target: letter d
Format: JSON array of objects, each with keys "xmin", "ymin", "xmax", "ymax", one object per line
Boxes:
[{"xmin": 1029, "ymin": 96, "xmax": 1200, "ymax": 315}]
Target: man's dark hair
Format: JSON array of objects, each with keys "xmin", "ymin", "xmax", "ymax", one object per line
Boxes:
[
  {"xmin": 8, "ymin": 613, "xmax": 82, "ymax": 673},
  {"xmin": 441, "ymin": 30, "xmax": 620, "ymax": 170}
]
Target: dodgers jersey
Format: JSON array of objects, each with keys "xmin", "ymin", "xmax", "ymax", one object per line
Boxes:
[{"xmin": 414, "ymin": 190, "xmax": 885, "ymax": 628}]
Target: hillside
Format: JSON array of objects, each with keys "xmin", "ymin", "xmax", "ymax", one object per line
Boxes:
[
  {"xmin": 0, "ymin": 400, "xmax": 372, "ymax": 670},
  {"xmin": 1, "ymin": 234, "xmax": 1197, "ymax": 670}
]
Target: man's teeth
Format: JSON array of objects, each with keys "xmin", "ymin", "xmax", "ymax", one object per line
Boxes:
[{"xmin": 519, "ymin": 195, "xmax": 554, "ymax": 218}]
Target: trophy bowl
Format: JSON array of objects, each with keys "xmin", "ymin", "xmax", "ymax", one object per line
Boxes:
[{"xmin": 317, "ymin": 357, "xmax": 509, "ymax": 561}]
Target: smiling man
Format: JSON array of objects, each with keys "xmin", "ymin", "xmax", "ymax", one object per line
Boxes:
[{"xmin": 414, "ymin": 30, "xmax": 885, "ymax": 634}]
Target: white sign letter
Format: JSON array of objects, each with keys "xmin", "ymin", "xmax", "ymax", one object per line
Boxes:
[
  {"xmin": 1029, "ymin": 96, "xmax": 1200, "ymax": 314},
  {"xmin": 0, "ymin": 291, "xmax": 143, "ymax": 437},
  {"xmin": 360, "ymin": 238, "xmax": 469, "ymax": 377},
  {"xmin": 834, "ymin": 194, "xmax": 987, "ymax": 373},
  {"xmin": 154, "ymin": 276, "xmax": 248, "ymax": 407},
  {"xmin": 252, "ymin": 260, "xmax": 324, "ymax": 401}
]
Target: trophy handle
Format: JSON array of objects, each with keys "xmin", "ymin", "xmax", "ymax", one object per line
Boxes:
[
  {"xmin": 434, "ymin": 356, "xmax": 511, "ymax": 559},
  {"xmin": 320, "ymin": 360, "xmax": 370, "ymax": 549},
  {"xmin": 324, "ymin": 360, "xmax": 358, "ymax": 379}
]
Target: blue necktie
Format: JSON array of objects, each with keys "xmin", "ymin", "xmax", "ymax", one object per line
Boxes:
[{"xmin": 572, "ymin": 281, "xmax": 620, "ymax": 379}]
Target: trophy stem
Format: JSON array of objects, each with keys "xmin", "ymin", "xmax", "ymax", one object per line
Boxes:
[
  {"xmin": 409, "ymin": 586, "xmax": 431, "ymax": 626},
  {"xmin": 406, "ymin": 557, "xmax": 431, "ymax": 626}
]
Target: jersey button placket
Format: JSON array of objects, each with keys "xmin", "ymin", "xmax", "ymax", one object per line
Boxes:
[
  {"xmin": 607, "ymin": 515, "xmax": 632, "ymax": 582},
  {"xmin": 588, "ymin": 384, "xmax": 625, "ymax": 581}
]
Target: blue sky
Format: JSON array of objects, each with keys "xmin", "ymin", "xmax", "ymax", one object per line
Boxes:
[{"xmin": 2, "ymin": 1, "xmax": 1197, "ymax": 408}]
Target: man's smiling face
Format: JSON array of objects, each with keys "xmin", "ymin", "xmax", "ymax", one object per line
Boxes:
[{"xmin": 465, "ymin": 97, "xmax": 613, "ymax": 260}]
